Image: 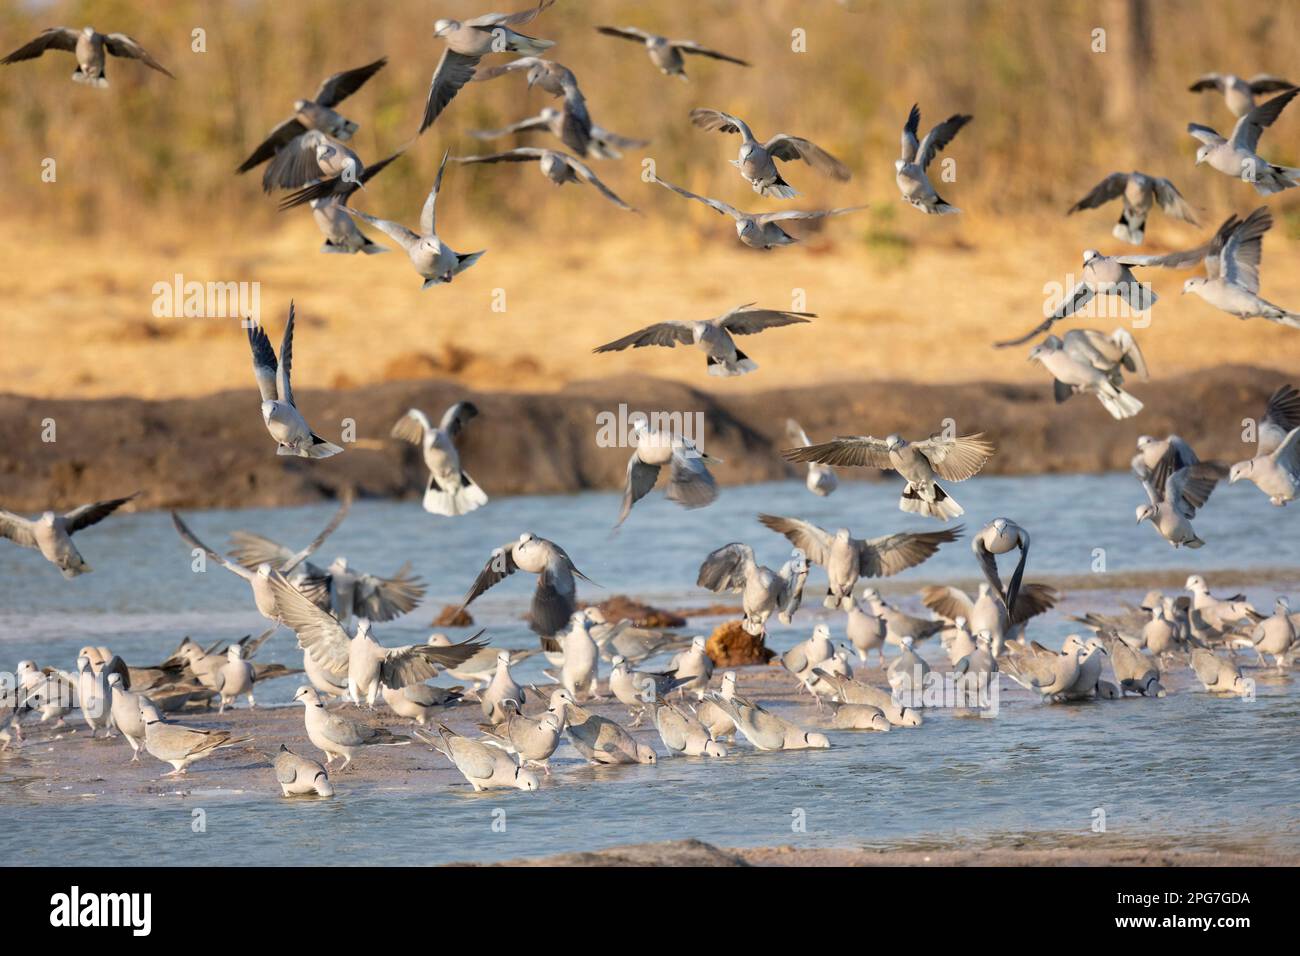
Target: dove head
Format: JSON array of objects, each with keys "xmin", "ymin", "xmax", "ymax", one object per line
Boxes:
[
  {"xmin": 610, "ymin": 655, "xmax": 626, "ymax": 670},
  {"xmin": 1062, "ymin": 635, "xmax": 1085, "ymax": 654},
  {"xmin": 38, "ymin": 511, "xmax": 56, "ymax": 526},
  {"xmin": 570, "ymin": 611, "xmax": 590, "ymax": 632},
  {"xmin": 227, "ymin": 644, "xmax": 245, "ymax": 661},
  {"xmin": 1136, "ymin": 434, "xmax": 1155, "ymax": 450},
  {"xmin": 1182, "ymin": 277, "xmax": 1206, "ymax": 295},
  {"xmin": 427, "ymin": 633, "xmax": 451, "ymax": 647},
  {"xmin": 1135, "ymin": 503, "xmax": 1156, "ymax": 525},
  {"xmin": 256, "ymin": 563, "xmax": 272, "ymax": 579},
  {"xmin": 992, "ymin": 518, "xmax": 1008, "ymax": 534},
  {"xmin": 355, "ymin": 619, "xmax": 372, "ymax": 638},
  {"xmin": 894, "ymin": 157, "xmax": 906, "ymax": 173},
  {"xmin": 76, "ymin": 655, "xmax": 90, "ymax": 673},
  {"xmin": 106, "ymin": 672, "xmax": 124, "ymax": 689},
  {"xmin": 635, "ymin": 744, "xmax": 657, "ymax": 764},
  {"xmin": 1082, "ymin": 249, "xmax": 1101, "ymax": 266},
  {"xmin": 293, "ymin": 686, "xmax": 323, "ymax": 708},
  {"xmin": 976, "ymin": 630, "xmax": 993, "ymax": 647},
  {"xmin": 518, "ymin": 532, "xmax": 534, "ymax": 545},
  {"xmin": 539, "ymin": 106, "xmax": 561, "ymax": 121},
  {"xmin": 332, "ymin": 556, "xmax": 350, "ymax": 573},
  {"xmin": 955, "ymin": 616, "xmax": 968, "ymax": 630},
  {"xmin": 312, "ymin": 772, "xmax": 335, "ymax": 797},
  {"xmin": 292, "ymin": 98, "xmax": 309, "ymax": 113},
  {"xmin": 901, "ymin": 635, "xmax": 914, "ymax": 649},
  {"xmin": 17, "ymin": 661, "xmax": 35, "ymax": 677},
  {"xmin": 548, "ymin": 688, "xmax": 575, "ymax": 712},
  {"xmin": 582, "ymin": 607, "xmax": 606, "ymax": 625},
  {"xmin": 82, "ymin": 26, "xmax": 95, "ymax": 36},
  {"xmin": 690, "ymin": 635, "xmax": 707, "ymax": 652},
  {"xmin": 1084, "ymin": 637, "xmax": 1107, "ymax": 656},
  {"xmin": 495, "ymin": 650, "xmax": 510, "ymax": 668},
  {"xmin": 803, "ymin": 732, "xmax": 831, "ymax": 749},
  {"xmin": 813, "ymin": 624, "xmax": 831, "ymax": 641},
  {"xmin": 1194, "ymin": 144, "xmax": 1211, "ymax": 166},
  {"xmin": 884, "ymin": 434, "xmax": 903, "ymax": 451},
  {"xmin": 704, "ymin": 740, "xmax": 728, "ymax": 757},
  {"xmin": 259, "ymin": 399, "xmax": 278, "ymax": 424},
  {"xmin": 721, "ymin": 671, "xmax": 736, "ymax": 691},
  {"xmin": 1228, "ymin": 459, "xmax": 1252, "ymax": 484},
  {"xmin": 1185, "ymin": 575, "xmax": 1206, "ymax": 593},
  {"xmin": 512, "ymin": 766, "xmax": 541, "ymax": 791},
  {"xmin": 1278, "ymin": 596, "xmax": 1292, "ymax": 612},
  {"xmin": 433, "ymin": 18, "xmax": 459, "ymax": 37},
  {"xmin": 137, "ymin": 698, "xmax": 164, "ymax": 723}
]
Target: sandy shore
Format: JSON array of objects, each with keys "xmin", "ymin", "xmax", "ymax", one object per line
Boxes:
[{"xmin": 0, "ymin": 365, "xmax": 1290, "ymax": 512}]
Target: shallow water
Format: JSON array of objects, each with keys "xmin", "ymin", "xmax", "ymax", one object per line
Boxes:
[{"xmin": 1, "ymin": 474, "xmax": 1298, "ymax": 864}]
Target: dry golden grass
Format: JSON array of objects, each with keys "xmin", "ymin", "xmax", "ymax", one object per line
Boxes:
[{"xmin": 3, "ymin": 0, "xmax": 1300, "ymax": 399}]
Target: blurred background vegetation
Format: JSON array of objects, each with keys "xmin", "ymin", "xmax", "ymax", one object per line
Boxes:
[
  {"xmin": 3, "ymin": 0, "xmax": 1299, "ymax": 233},
  {"xmin": 3, "ymin": 0, "xmax": 1300, "ymax": 402}
]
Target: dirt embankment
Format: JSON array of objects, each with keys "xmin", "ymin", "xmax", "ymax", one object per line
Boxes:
[{"xmin": 0, "ymin": 366, "xmax": 1287, "ymax": 512}]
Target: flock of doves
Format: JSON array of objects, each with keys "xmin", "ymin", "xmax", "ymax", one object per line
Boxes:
[{"xmin": 0, "ymin": 4, "xmax": 1298, "ymax": 796}]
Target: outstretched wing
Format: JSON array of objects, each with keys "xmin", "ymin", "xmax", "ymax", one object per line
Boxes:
[
  {"xmin": 593, "ymin": 321, "xmax": 694, "ymax": 353},
  {"xmin": 102, "ymin": 34, "xmax": 174, "ymax": 77},
  {"xmin": 459, "ymin": 542, "xmax": 521, "ymax": 610},
  {"xmin": 420, "ymin": 49, "xmax": 481, "ymax": 134},
  {"xmin": 717, "ymin": 305, "xmax": 815, "ymax": 335},
  {"xmin": 917, "ymin": 112, "xmax": 972, "ymax": 169},
  {"xmin": 915, "ymin": 434, "xmax": 995, "ymax": 481},
  {"xmin": 756, "ymin": 514, "xmax": 833, "ymax": 566},
  {"xmin": 352, "ymin": 564, "xmax": 426, "ymax": 622},
  {"xmin": 267, "ymin": 572, "xmax": 350, "ymax": 677},
  {"xmin": 314, "ymin": 57, "xmax": 387, "ymax": 107},
  {"xmin": 765, "ymin": 135, "xmax": 851, "ymax": 181},
  {"xmin": 696, "ymin": 543, "xmax": 755, "ymax": 593},
  {"xmin": 1230, "ymin": 86, "xmax": 1299, "ymax": 153},
  {"xmin": 674, "ymin": 41, "xmax": 749, "ymax": 66},
  {"xmin": 859, "ymin": 527, "xmax": 962, "ymax": 578},
  {"xmin": 63, "ymin": 494, "xmax": 138, "ymax": 535},
  {"xmin": 1220, "ymin": 206, "xmax": 1271, "ymax": 294},
  {"xmin": 1151, "ymin": 177, "xmax": 1198, "ymax": 225},
  {"xmin": 652, "ymin": 176, "xmax": 743, "ymax": 219},
  {"xmin": 782, "ymin": 436, "xmax": 892, "ymax": 469},
  {"xmin": 1, "ymin": 27, "xmax": 79, "ymax": 64},
  {"xmin": 1066, "ymin": 172, "xmax": 1127, "ymax": 214}
]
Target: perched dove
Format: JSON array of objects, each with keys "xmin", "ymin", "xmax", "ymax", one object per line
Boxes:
[
  {"xmin": 1189, "ymin": 649, "xmax": 1251, "ymax": 696},
  {"xmin": 479, "ymin": 697, "xmax": 565, "ymax": 774},
  {"xmin": 138, "ymin": 698, "xmax": 249, "ymax": 776},
  {"xmin": 703, "ymin": 692, "xmax": 830, "ymax": 751},
  {"xmin": 648, "ymin": 696, "xmax": 726, "ymax": 757},
  {"xmin": 558, "ymin": 699, "xmax": 657, "ymax": 765},
  {"xmin": 274, "ymin": 744, "xmax": 335, "ymax": 797},
  {"xmin": 479, "ymin": 650, "xmax": 525, "ymax": 722},
  {"xmin": 418, "ymin": 723, "xmax": 540, "ymax": 791},
  {"xmin": 292, "ymin": 686, "xmax": 410, "ymax": 770},
  {"xmin": 105, "ymin": 673, "xmax": 147, "ymax": 761},
  {"xmin": 380, "ymin": 683, "xmax": 463, "ymax": 726},
  {"xmin": 668, "ymin": 636, "xmax": 715, "ymax": 700}
]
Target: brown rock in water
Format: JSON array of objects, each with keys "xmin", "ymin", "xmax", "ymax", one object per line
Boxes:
[
  {"xmin": 584, "ymin": 595, "xmax": 686, "ymax": 628},
  {"xmin": 707, "ymin": 619, "xmax": 774, "ymax": 666},
  {"xmin": 431, "ymin": 604, "xmax": 474, "ymax": 627}
]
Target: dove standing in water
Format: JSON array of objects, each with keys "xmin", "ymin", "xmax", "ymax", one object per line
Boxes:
[
  {"xmin": 1101, "ymin": 634, "xmax": 1166, "ymax": 697},
  {"xmin": 380, "ymin": 683, "xmax": 462, "ymax": 727},
  {"xmin": 1, "ymin": 26, "xmax": 172, "ymax": 85},
  {"xmin": 557, "ymin": 698, "xmax": 656, "ymax": 765},
  {"xmin": 1001, "ymin": 644, "xmax": 1083, "ymax": 702},
  {"xmin": 696, "ymin": 544, "xmax": 808, "ymax": 636},
  {"xmin": 246, "ymin": 302, "xmax": 343, "ymax": 459},
  {"xmin": 139, "ymin": 699, "xmax": 249, "ymax": 776},
  {"xmin": 780, "ymin": 624, "xmax": 835, "ymax": 693},
  {"xmin": 212, "ymin": 645, "xmax": 257, "ymax": 714},
  {"xmin": 895, "ymin": 104, "xmax": 972, "ymax": 214},
  {"xmin": 785, "ymin": 420, "xmax": 837, "ymax": 496},
  {"xmin": 0, "ymin": 494, "xmax": 136, "ymax": 579},
  {"xmin": 651, "ymin": 176, "xmax": 865, "ymax": 249},
  {"xmin": 292, "ymin": 686, "xmax": 409, "ymax": 770},
  {"xmin": 479, "ymin": 697, "xmax": 565, "ymax": 775},
  {"xmin": 812, "ymin": 669, "xmax": 922, "ymax": 727},
  {"xmin": 695, "ymin": 671, "xmax": 737, "ymax": 740},
  {"xmin": 595, "ymin": 25, "xmax": 749, "ymax": 79},
  {"xmin": 609, "ymin": 656, "xmax": 688, "ymax": 724},
  {"xmin": 104, "ymin": 674, "xmax": 147, "ymax": 761},
  {"xmin": 418, "ymin": 723, "xmax": 540, "ymax": 791},
  {"xmin": 668, "ymin": 636, "xmax": 715, "ymax": 700},
  {"xmin": 542, "ymin": 612, "xmax": 600, "ymax": 701},
  {"xmin": 459, "ymin": 532, "xmax": 592, "ymax": 636},
  {"xmin": 75, "ymin": 655, "xmax": 113, "ymax": 738},
  {"xmin": 1187, "ymin": 87, "xmax": 1300, "ymax": 195},
  {"xmin": 704, "ymin": 693, "xmax": 829, "ymax": 751},
  {"xmin": 689, "ymin": 108, "xmax": 850, "ymax": 197},
  {"xmin": 648, "ymin": 696, "xmax": 726, "ymax": 757},
  {"xmin": 1249, "ymin": 598, "xmax": 1295, "ymax": 670},
  {"xmin": 391, "ymin": 403, "xmax": 487, "ymax": 516},
  {"xmin": 479, "ymin": 651, "xmax": 525, "ymax": 723},
  {"xmin": 614, "ymin": 420, "xmax": 720, "ymax": 527},
  {"xmin": 594, "ymin": 304, "xmax": 814, "ymax": 377},
  {"xmin": 347, "ymin": 153, "xmax": 484, "ymax": 289},
  {"xmin": 418, "ymin": 0, "xmax": 558, "ymax": 133},
  {"xmin": 1190, "ymin": 72, "xmax": 1297, "ymax": 117},
  {"xmin": 758, "ymin": 513, "xmax": 961, "ymax": 610},
  {"xmin": 887, "ymin": 636, "xmax": 930, "ymax": 703},
  {"xmin": 1066, "ymin": 171, "xmax": 1198, "ymax": 245},
  {"xmin": 1189, "ymin": 649, "xmax": 1251, "ymax": 696},
  {"xmin": 845, "ymin": 599, "xmax": 887, "ymax": 666},
  {"xmin": 784, "ymin": 430, "xmax": 994, "ymax": 521},
  {"xmin": 274, "ymin": 745, "xmax": 334, "ymax": 797}
]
